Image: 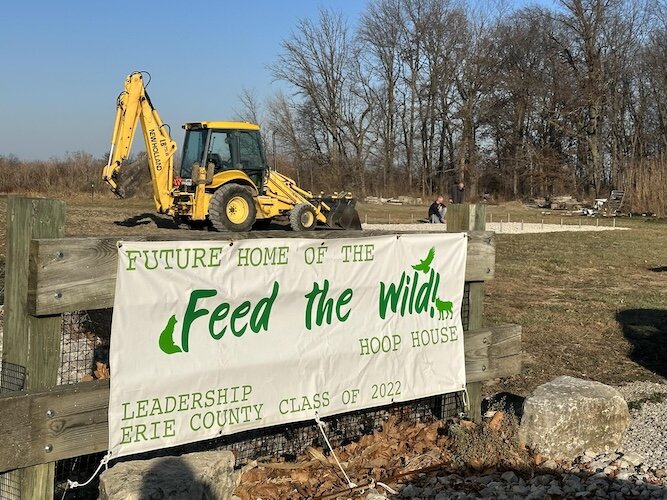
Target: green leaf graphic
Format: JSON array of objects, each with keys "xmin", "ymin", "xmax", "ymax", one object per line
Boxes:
[{"xmin": 158, "ymin": 314, "xmax": 182, "ymax": 354}]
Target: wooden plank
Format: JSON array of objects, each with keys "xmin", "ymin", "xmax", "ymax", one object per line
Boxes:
[
  {"xmin": 28, "ymin": 230, "xmax": 495, "ymax": 316},
  {"xmin": 473, "ymin": 205, "xmax": 487, "ymax": 232},
  {"xmin": 448, "ymin": 203, "xmax": 487, "ymax": 422},
  {"xmin": 0, "ymin": 325, "xmax": 520, "ymax": 473},
  {"xmin": 466, "ymin": 282, "xmax": 485, "ymax": 422},
  {"xmin": 465, "ymin": 324, "xmax": 522, "ymax": 382},
  {"xmin": 2, "ymin": 196, "xmax": 65, "ymax": 500},
  {"xmin": 447, "ymin": 204, "xmax": 486, "ymax": 234},
  {"xmin": 446, "ymin": 204, "xmax": 469, "ymax": 232},
  {"xmin": 3, "ymin": 197, "xmax": 65, "ymax": 379},
  {"xmin": 0, "ymin": 380, "xmax": 109, "ymax": 474}
]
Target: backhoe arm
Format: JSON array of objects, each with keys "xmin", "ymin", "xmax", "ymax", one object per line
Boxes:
[{"xmin": 102, "ymin": 72, "xmax": 177, "ymax": 213}]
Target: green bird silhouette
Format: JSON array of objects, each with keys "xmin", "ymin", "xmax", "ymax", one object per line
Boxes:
[
  {"xmin": 412, "ymin": 247, "xmax": 435, "ymax": 273},
  {"xmin": 158, "ymin": 314, "xmax": 182, "ymax": 354}
]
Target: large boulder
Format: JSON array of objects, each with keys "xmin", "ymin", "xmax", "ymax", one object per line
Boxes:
[
  {"xmin": 98, "ymin": 450, "xmax": 237, "ymax": 500},
  {"xmin": 519, "ymin": 376, "xmax": 629, "ymax": 460}
]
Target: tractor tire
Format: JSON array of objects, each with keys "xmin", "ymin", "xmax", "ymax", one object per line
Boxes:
[
  {"xmin": 209, "ymin": 184, "xmax": 256, "ymax": 232},
  {"xmin": 290, "ymin": 203, "xmax": 318, "ymax": 231}
]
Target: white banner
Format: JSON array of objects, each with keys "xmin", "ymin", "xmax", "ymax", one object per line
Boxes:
[{"xmin": 108, "ymin": 233, "xmax": 467, "ymax": 458}]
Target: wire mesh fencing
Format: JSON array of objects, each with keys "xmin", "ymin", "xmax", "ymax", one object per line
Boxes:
[
  {"xmin": 54, "ymin": 311, "xmax": 111, "ymax": 499},
  {"xmin": 0, "ymin": 360, "xmax": 25, "ymax": 500}
]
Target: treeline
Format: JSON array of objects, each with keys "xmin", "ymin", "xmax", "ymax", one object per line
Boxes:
[
  {"xmin": 245, "ymin": 0, "xmax": 666, "ymax": 213},
  {"xmin": 0, "ymin": 152, "xmax": 154, "ymax": 197},
  {"xmin": 0, "ymin": 152, "xmax": 103, "ymax": 194}
]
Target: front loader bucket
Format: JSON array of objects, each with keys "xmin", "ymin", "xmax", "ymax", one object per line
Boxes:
[{"xmin": 325, "ymin": 198, "xmax": 362, "ymax": 230}]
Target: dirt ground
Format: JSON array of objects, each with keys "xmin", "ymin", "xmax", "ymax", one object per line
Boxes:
[{"xmin": 0, "ymin": 194, "xmax": 665, "ymax": 396}]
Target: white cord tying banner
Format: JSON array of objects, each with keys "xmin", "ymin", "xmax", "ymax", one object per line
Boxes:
[
  {"xmin": 376, "ymin": 481, "xmax": 399, "ymax": 495},
  {"xmin": 462, "ymin": 387, "xmax": 470, "ymax": 416},
  {"xmin": 61, "ymin": 452, "xmax": 111, "ymax": 500},
  {"xmin": 315, "ymin": 413, "xmax": 357, "ymax": 489}
]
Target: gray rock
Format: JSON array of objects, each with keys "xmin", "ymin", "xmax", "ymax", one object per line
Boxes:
[
  {"xmin": 547, "ymin": 484, "xmax": 564, "ymax": 495},
  {"xmin": 98, "ymin": 450, "xmax": 236, "ymax": 500},
  {"xmin": 501, "ymin": 471, "xmax": 518, "ymax": 483},
  {"xmin": 616, "ymin": 471, "xmax": 633, "ymax": 481},
  {"xmin": 476, "ymin": 475, "xmax": 496, "ymax": 485},
  {"xmin": 526, "ymin": 487, "xmax": 546, "ymax": 500},
  {"xmin": 400, "ymin": 484, "xmax": 422, "ymax": 498},
  {"xmin": 480, "ymin": 486, "xmax": 495, "ymax": 497},
  {"xmin": 621, "ymin": 451, "xmax": 645, "ymax": 466},
  {"xmin": 366, "ymin": 492, "xmax": 388, "ymax": 500},
  {"xmin": 535, "ymin": 474, "xmax": 554, "ymax": 485},
  {"xmin": 520, "ymin": 376, "xmax": 629, "ymax": 460},
  {"xmin": 488, "ymin": 480, "xmax": 504, "ymax": 489}
]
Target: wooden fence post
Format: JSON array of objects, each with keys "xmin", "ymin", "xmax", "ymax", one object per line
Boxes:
[
  {"xmin": 447, "ymin": 203, "xmax": 486, "ymax": 422},
  {"xmin": 3, "ymin": 196, "xmax": 65, "ymax": 499}
]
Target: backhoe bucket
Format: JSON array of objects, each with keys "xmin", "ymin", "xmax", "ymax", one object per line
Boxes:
[
  {"xmin": 325, "ymin": 198, "xmax": 362, "ymax": 230},
  {"xmin": 113, "ymin": 158, "xmax": 146, "ymax": 199}
]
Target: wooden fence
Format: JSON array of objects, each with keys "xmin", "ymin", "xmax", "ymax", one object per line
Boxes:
[{"xmin": 0, "ymin": 197, "xmax": 521, "ymax": 499}]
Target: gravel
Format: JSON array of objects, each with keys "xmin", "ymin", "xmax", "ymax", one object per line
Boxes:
[
  {"xmin": 620, "ymin": 381, "xmax": 667, "ymax": 471},
  {"xmin": 362, "ymin": 222, "xmax": 628, "ymax": 234},
  {"xmin": 371, "ymin": 381, "xmax": 667, "ymax": 499}
]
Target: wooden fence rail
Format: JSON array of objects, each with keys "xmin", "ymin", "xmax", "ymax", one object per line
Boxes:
[{"xmin": 0, "ymin": 197, "xmax": 521, "ymax": 499}]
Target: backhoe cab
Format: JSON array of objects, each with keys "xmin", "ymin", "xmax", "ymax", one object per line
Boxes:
[{"xmin": 102, "ymin": 72, "xmax": 361, "ymax": 232}]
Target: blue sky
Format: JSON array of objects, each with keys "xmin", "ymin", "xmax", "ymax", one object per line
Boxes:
[{"xmin": 0, "ymin": 0, "xmax": 555, "ymax": 160}]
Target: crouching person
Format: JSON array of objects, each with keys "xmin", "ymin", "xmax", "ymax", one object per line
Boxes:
[{"xmin": 428, "ymin": 196, "xmax": 446, "ymax": 223}]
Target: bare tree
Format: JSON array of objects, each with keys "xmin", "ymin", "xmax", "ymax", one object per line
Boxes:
[
  {"xmin": 235, "ymin": 87, "xmax": 263, "ymax": 125},
  {"xmin": 265, "ymin": 0, "xmax": 666, "ymax": 213}
]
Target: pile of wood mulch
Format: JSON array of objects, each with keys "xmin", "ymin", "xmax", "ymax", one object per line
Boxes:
[{"xmin": 233, "ymin": 412, "xmax": 532, "ymax": 499}]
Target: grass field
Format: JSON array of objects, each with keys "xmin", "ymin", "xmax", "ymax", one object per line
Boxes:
[{"xmin": 0, "ymin": 194, "xmax": 665, "ymax": 396}]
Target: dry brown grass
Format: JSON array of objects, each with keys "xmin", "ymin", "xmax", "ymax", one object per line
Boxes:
[
  {"xmin": 450, "ymin": 413, "xmax": 529, "ymax": 470},
  {"xmin": 484, "ymin": 219, "xmax": 667, "ymax": 396}
]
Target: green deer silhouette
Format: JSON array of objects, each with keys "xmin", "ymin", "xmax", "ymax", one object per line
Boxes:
[{"xmin": 434, "ymin": 298, "xmax": 453, "ymax": 320}]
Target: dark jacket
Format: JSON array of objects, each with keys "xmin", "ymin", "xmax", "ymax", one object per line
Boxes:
[
  {"xmin": 449, "ymin": 184, "xmax": 465, "ymax": 204},
  {"xmin": 428, "ymin": 201, "xmax": 443, "ymax": 220}
]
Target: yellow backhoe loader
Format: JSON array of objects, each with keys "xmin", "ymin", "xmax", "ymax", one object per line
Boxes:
[{"xmin": 102, "ymin": 72, "xmax": 361, "ymax": 232}]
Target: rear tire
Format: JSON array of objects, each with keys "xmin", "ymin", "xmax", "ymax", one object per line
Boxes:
[
  {"xmin": 290, "ymin": 203, "xmax": 317, "ymax": 231},
  {"xmin": 209, "ymin": 184, "xmax": 256, "ymax": 232}
]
